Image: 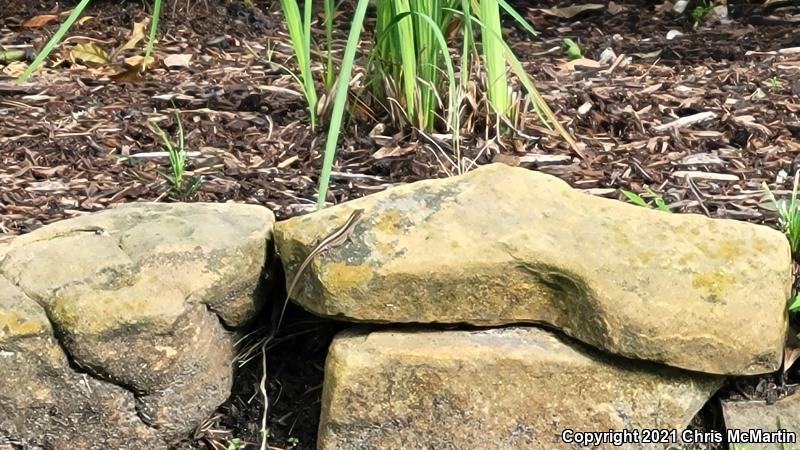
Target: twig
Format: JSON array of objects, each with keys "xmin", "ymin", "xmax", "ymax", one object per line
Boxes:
[
  {"xmin": 652, "ymin": 111, "xmax": 718, "ymax": 132},
  {"xmin": 259, "ymin": 341, "xmax": 269, "ymax": 450},
  {"xmin": 685, "ymin": 175, "xmax": 711, "ymax": 217}
]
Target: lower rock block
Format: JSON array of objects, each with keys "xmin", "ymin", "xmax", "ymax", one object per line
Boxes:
[{"xmin": 319, "ymin": 327, "xmax": 724, "ymax": 450}]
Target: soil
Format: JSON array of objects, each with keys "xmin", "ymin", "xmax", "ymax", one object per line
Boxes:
[{"xmin": 2, "ymin": 0, "xmax": 800, "ymax": 449}]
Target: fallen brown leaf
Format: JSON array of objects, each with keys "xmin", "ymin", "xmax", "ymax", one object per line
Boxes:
[{"xmin": 22, "ymin": 14, "xmax": 58, "ymax": 28}]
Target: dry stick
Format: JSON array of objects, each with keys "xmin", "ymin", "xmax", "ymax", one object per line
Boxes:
[
  {"xmin": 652, "ymin": 111, "xmax": 718, "ymax": 132},
  {"xmin": 259, "ymin": 343, "xmax": 270, "ymax": 450},
  {"xmin": 686, "ymin": 175, "xmax": 711, "ymax": 217}
]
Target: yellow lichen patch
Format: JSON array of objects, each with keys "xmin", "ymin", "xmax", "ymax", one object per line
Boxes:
[
  {"xmin": 691, "ymin": 269, "xmax": 735, "ymax": 298},
  {"xmin": 375, "ymin": 209, "xmax": 405, "ymax": 235},
  {"xmin": 635, "ymin": 249, "xmax": 656, "ymax": 265},
  {"xmin": 51, "ymin": 281, "xmax": 187, "ymax": 335},
  {"xmin": 752, "ymin": 236, "xmax": 776, "ymax": 253},
  {"xmin": 374, "ymin": 240, "xmax": 401, "ymax": 258},
  {"xmin": 706, "ymin": 239, "xmax": 741, "ymax": 260},
  {"xmin": 0, "ymin": 310, "xmax": 46, "ymax": 338},
  {"xmin": 324, "ymin": 261, "xmax": 374, "ymax": 294}
]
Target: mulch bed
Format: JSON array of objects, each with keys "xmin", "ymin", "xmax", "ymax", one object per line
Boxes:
[{"xmin": 2, "ymin": 0, "xmax": 800, "ymax": 448}]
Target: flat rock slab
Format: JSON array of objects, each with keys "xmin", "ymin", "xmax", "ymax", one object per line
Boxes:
[
  {"xmin": 319, "ymin": 327, "xmax": 723, "ymax": 450},
  {"xmin": 722, "ymin": 396, "xmax": 800, "ymax": 449},
  {"xmin": 0, "ymin": 202, "xmax": 273, "ymax": 447},
  {"xmin": 275, "ymin": 164, "xmax": 791, "ymax": 375}
]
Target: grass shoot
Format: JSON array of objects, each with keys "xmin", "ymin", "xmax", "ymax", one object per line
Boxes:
[
  {"xmin": 763, "ymin": 172, "xmax": 800, "ymax": 256},
  {"xmin": 621, "ymin": 187, "xmax": 671, "ymax": 212},
  {"xmin": 149, "ymin": 110, "xmax": 200, "ymax": 198}
]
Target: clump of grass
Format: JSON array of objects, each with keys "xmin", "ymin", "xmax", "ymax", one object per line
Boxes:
[
  {"xmin": 149, "ymin": 110, "xmax": 201, "ymax": 198},
  {"xmin": 370, "ymin": 0, "xmax": 457, "ymax": 131},
  {"xmin": 763, "ymin": 172, "xmax": 800, "ymax": 256},
  {"xmin": 273, "ymin": 1, "xmax": 580, "ymax": 208},
  {"xmin": 621, "ymin": 187, "xmax": 671, "ymax": 212}
]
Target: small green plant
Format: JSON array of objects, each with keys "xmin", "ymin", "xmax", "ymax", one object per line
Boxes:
[
  {"xmin": 731, "ymin": 445, "xmax": 758, "ymax": 450},
  {"xmin": 788, "ymin": 292, "xmax": 800, "ymax": 313},
  {"xmin": 287, "ymin": 436, "xmax": 300, "ymax": 448},
  {"xmin": 762, "ymin": 172, "xmax": 800, "ymax": 255},
  {"xmin": 691, "ymin": 1, "xmax": 713, "ymax": 25},
  {"xmin": 621, "ymin": 187, "xmax": 670, "ymax": 212},
  {"xmin": 17, "ymin": 0, "xmax": 162, "ymax": 82},
  {"xmin": 226, "ymin": 438, "xmax": 243, "ymax": 450},
  {"xmin": 767, "ymin": 76, "xmax": 782, "ymax": 90},
  {"xmin": 149, "ymin": 110, "xmax": 200, "ymax": 198},
  {"xmin": 562, "ymin": 38, "xmax": 582, "ymax": 60}
]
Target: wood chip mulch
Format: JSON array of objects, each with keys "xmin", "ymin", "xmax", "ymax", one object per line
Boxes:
[{"xmin": 2, "ymin": 0, "xmax": 800, "ymax": 448}]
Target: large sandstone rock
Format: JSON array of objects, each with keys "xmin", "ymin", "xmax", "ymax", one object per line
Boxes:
[
  {"xmin": 319, "ymin": 327, "xmax": 723, "ymax": 450},
  {"xmin": 0, "ymin": 202, "xmax": 273, "ymax": 448},
  {"xmin": 275, "ymin": 163, "xmax": 791, "ymax": 375},
  {"xmin": 0, "ymin": 276, "xmax": 162, "ymax": 448},
  {"xmin": 722, "ymin": 395, "xmax": 800, "ymax": 450}
]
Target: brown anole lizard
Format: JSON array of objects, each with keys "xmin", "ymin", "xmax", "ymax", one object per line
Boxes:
[{"xmin": 276, "ymin": 208, "xmax": 365, "ymax": 330}]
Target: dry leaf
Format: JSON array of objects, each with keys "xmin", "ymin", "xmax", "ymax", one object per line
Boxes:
[
  {"xmin": 558, "ymin": 57, "xmax": 604, "ymax": 71},
  {"xmin": 76, "ymin": 16, "xmax": 94, "ymax": 26},
  {"xmin": 23, "ymin": 14, "xmax": 58, "ymax": 28},
  {"xmin": 123, "ymin": 55, "xmax": 154, "ymax": 67},
  {"xmin": 537, "ymin": 4, "xmax": 604, "ymax": 19},
  {"xmin": 114, "ymin": 18, "xmax": 149, "ymax": 57},
  {"xmin": 607, "ymin": 1, "xmax": 626, "ymax": 15},
  {"xmin": 372, "ymin": 145, "xmax": 416, "ymax": 159},
  {"xmin": 70, "ymin": 42, "xmax": 111, "ymax": 65},
  {"xmin": 163, "ymin": 53, "xmax": 193, "ymax": 68},
  {"xmin": 784, "ymin": 345, "xmax": 800, "ymax": 373},
  {"xmin": 2, "ymin": 61, "xmax": 27, "ymax": 77},
  {"xmin": 110, "ymin": 65, "xmax": 145, "ymax": 83}
]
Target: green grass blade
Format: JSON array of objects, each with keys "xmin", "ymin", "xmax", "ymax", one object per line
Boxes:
[
  {"xmin": 454, "ymin": 0, "xmax": 475, "ymax": 173},
  {"xmin": 411, "ymin": 9, "xmax": 457, "ymax": 131},
  {"xmin": 621, "ymin": 190, "xmax": 648, "ymax": 208},
  {"xmin": 316, "ymin": 0, "xmax": 370, "ymax": 209},
  {"xmin": 787, "ymin": 293, "xmax": 800, "ymax": 312},
  {"xmin": 279, "ymin": 0, "xmax": 318, "ymax": 129},
  {"xmin": 303, "ymin": 0, "xmax": 312, "ymax": 68},
  {"xmin": 414, "ymin": 0, "xmax": 436, "ymax": 129},
  {"xmin": 143, "ymin": 0, "xmax": 162, "ymax": 69},
  {"xmin": 497, "ymin": 0, "xmax": 537, "ymax": 35},
  {"xmin": 392, "ymin": 0, "xmax": 418, "ymax": 126},
  {"xmin": 17, "ymin": 0, "xmax": 92, "ymax": 83},
  {"xmin": 480, "ymin": 0, "xmax": 509, "ymax": 119},
  {"xmin": 457, "ymin": 1, "xmax": 474, "ymax": 88},
  {"xmin": 324, "ymin": 0, "xmax": 335, "ymax": 91},
  {"xmin": 483, "ymin": 18, "xmax": 581, "ymax": 153}
]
